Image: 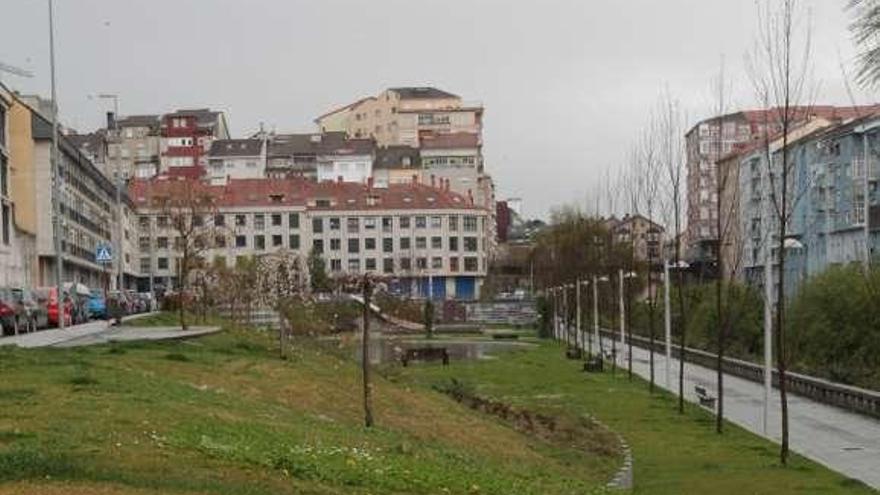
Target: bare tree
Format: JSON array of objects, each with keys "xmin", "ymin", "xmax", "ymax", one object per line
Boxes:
[
  {"xmin": 746, "ymin": 0, "xmax": 814, "ymax": 465},
  {"xmin": 639, "ymin": 123, "xmax": 663, "ymax": 393},
  {"xmin": 257, "ymin": 252, "xmax": 309, "ymax": 359},
  {"xmin": 849, "ymin": 0, "xmax": 880, "ymax": 87}
]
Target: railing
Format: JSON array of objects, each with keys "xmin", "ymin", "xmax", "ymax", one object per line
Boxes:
[{"xmin": 598, "ymin": 329, "xmax": 880, "ymax": 419}]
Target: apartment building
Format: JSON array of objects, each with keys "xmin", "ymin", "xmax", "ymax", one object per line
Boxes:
[
  {"xmin": 607, "ymin": 214, "xmax": 664, "ymax": 262},
  {"xmin": 108, "ymin": 114, "xmax": 161, "ymax": 180},
  {"xmin": 265, "ymin": 132, "xmax": 347, "ymax": 180},
  {"xmin": 129, "ymin": 176, "xmax": 491, "ymax": 299},
  {"xmin": 685, "ymin": 105, "xmax": 880, "ymax": 264},
  {"xmin": 315, "ymin": 138, "xmax": 374, "ymax": 183},
  {"xmin": 315, "ymin": 87, "xmax": 483, "ymax": 148},
  {"xmin": 159, "ymin": 108, "xmax": 229, "ymax": 174},
  {"xmin": 8, "ymin": 95, "xmax": 138, "ymax": 289},
  {"xmin": 372, "ymin": 146, "xmax": 421, "ymax": 187},
  {"xmin": 736, "ymin": 115, "xmax": 880, "ymax": 299},
  {"xmin": 207, "ymin": 138, "xmax": 266, "ymax": 185}
]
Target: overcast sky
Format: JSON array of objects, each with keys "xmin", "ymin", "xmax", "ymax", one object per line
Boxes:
[{"xmin": 1, "ymin": 0, "xmax": 874, "ymax": 219}]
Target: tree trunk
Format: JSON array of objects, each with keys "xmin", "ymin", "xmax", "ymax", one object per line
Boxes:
[
  {"xmin": 362, "ymin": 278, "xmax": 374, "ymax": 428},
  {"xmin": 778, "ymin": 142, "xmax": 790, "ymax": 466}
]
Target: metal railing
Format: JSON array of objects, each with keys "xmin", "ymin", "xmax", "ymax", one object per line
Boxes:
[{"xmin": 599, "ymin": 329, "xmax": 880, "ymax": 419}]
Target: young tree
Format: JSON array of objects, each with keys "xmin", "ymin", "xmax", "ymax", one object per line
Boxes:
[
  {"xmin": 849, "ymin": 0, "xmax": 880, "ymax": 87},
  {"xmin": 639, "ymin": 124, "xmax": 663, "ymax": 393},
  {"xmin": 257, "ymin": 252, "xmax": 309, "ymax": 359},
  {"xmin": 153, "ymin": 181, "xmax": 223, "ymax": 331},
  {"xmin": 747, "ymin": 0, "xmax": 814, "ymax": 464}
]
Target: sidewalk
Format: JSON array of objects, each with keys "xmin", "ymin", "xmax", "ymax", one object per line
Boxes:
[
  {"xmin": 0, "ymin": 313, "xmax": 219, "ymax": 349},
  {"xmin": 580, "ymin": 333, "xmax": 880, "ymax": 489}
]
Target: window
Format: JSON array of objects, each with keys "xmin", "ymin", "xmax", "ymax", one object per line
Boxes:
[
  {"xmin": 235, "ymin": 214, "xmax": 247, "ymax": 227},
  {"xmin": 330, "ymin": 217, "xmax": 341, "ymax": 230},
  {"xmin": 400, "ymin": 257, "xmax": 412, "ymax": 271},
  {"xmin": 235, "ymin": 235, "xmax": 246, "ymax": 248},
  {"xmin": 254, "ymin": 214, "xmax": 265, "ymax": 230},
  {"xmin": 156, "ymin": 236, "xmax": 169, "ymax": 249},
  {"xmin": 399, "ymin": 216, "xmax": 411, "ymax": 229},
  {"xmin": 312, "ymin": 218, "xmax": 323, "ymax": 233},
  {"xmin": 313, "ymin": 239, "xmax": 324, "ymax": 254},
  {"xmin": 463, "ymin": 216, "xmax": 478, "ymax": 232},
  {"xmin": 450, "ymin": 257, "xmax": 459, "ymax": 272},
  {"xmin": 383, "ymin": 258, "xmax": 394, "ymax": 273},
  {"xmin": 382, "ymin": 217, "xmax": 393, "ymax": 233},
  {"xmin": 365, "ymin": 258, "xmax": 376, "ymax": 271},
  {"xmin": 448, "ymin": 215, "xmax": 458, "ymax": 231},
  {"xmin": 431, "ymin": 236, "xmax": 442, "ymax": 249},
  {"xmin": 400, "ymin": 237, "xmax": 411, "ymax": 250},
  {"xmin": 214, "ymin": 214, "xmax": 225, "ymax": 227},
  {"xmin": 416, "ymin": 237, "xmax": 427, "ymax": 249},
  {"xmin": 415, "ymin": 216, "xmax": 427, "ymax": 228},
  {"xmin": 254, "ymin": 235, "xmax": 265, "ymax": 250},
  {"xmin": 271, "ymin": 213, "xmax": 282, "ymax": 226},
  {"xmin": 330, "ymin": 238, "xmax": 341, "ymax": 251},
  {"xmin": 348, "ymin": 259, "xmax": 361, "ymax": 272},
  {"xmin": 348, "ymin": 238, "xmax": 360, "ymax": 253},
  {"xmin": 330, "ymin": 259, "xmax": 342, "ymax": 272},
  {"xmin": 288, "ymin": 213, "xmax": 300, "ymax": 229},
  {"xmin": 289, "ymin": 234, "xmax": 300, "ymax": 250},
  {"xmin": 347, "ymin": 217, "xmax": 359, "ymax": 233},
  {"xmin": 138, "ymin": 216, "xmax": 150, "ymax": 229},
  {"xmin": 272, "ymin": 234, "xmax": 283, "ymax": 247},
  {"xmin": 157, "ymin": 216, "xmax": 169, "ymax": 228},
  {"xmin": 430, "ymin": 216, "xmax": 442, "ymax": 229},
  {"xmin": 464, "ymin": 257, "xmax": 478, "ymax": 271},
  {"xmin": 192, "ymin": 215, "xmax": 204, "ymax": 227},
  {"xmin": 215, "ymin": 235, "xmax": 227, "ymax": 248},
  {"xmin": 416, "ymin": 257, "xmax": 428, "ymax": 270},
  {"xmin": 464, "ymin": 237, "xmax": 478, "ymax": 252},
  {"xmin": 140, "ymin": 257, "xmax": 151, "ymax": 273},
  {"xmin": 157, "ymin": 257, "xmax": 169, "ymax": 270},
  {"xmin": 364, "ymin": 217, "xmax": 377, "ymax": 230},
  {"xmin": 365, "ymin": 238, "xmax": 376, "ymax": 250},
  {"xmin": 383, "ymin": 238, "xmax": 393, "ymax": 253},
  {"xmin": 138, "ymin": 236, "xmax": 150, "ymax": 250},
  {"xmin": 432, "ymin": 257, "xmax": 443, "ymax": 269},
  {"xmin": 449, "ymin": 237, "xmax": 459, "ymax": 251}
]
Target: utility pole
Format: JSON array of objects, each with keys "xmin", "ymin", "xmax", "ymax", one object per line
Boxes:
[{"xmin": 48, "ymin": 0, "xmax": 65, "ymax": 329}]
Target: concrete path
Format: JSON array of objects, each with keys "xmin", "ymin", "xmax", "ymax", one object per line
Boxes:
[
  {"xmin": 0, "ymin": 313, "xmax": 220, "ymax": 349},
  {"xmin": 579, "ymin": 333, "xmax": 880, "ymax": 489}
]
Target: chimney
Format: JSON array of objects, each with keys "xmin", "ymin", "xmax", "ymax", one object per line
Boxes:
[
  {"xmin": 337, "ymin": 175, "xmax": 344, "ymax": 184},
  {"xmin": 412, "ymin": 174, "xmax": 418, "ymax": 185},
  {"xmin": 367, "ymin": 176, "xmax": 374, "ymax": 190},
  {"xmin": 430, "ymin": 174, "xmax": 436, "ymax": 188},
  {"xmin": 468, "ymin": 189, "xmax": 474, "ymax": 204},
  {"xmin": 445, "ymin": 178, "xmax": 451, "ymax": 191},
  {"xmin": 106, "ymin": 111, "xmax": 116, "ymax": 131}
]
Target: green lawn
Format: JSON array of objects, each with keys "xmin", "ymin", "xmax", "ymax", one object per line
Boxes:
[
  {"xmin": 395, "ymin": 339, "xmax": 878, "ymax": 495},
  {"xmin": 0, "ymin": 324, "xmax": 617, "ymax": 494}
]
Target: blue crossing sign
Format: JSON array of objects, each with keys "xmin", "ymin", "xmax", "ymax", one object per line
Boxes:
[{"xmin": 95, "ymin": 244, "xmax": 113, "ymax": 263}]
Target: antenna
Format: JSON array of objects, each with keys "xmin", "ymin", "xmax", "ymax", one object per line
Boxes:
[{"xmin": 0, "ymin": 61, "xmax": 34, "ymax": 84}]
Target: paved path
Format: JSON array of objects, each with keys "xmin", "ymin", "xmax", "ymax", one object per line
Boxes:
[
  {"xmin": 578, "ymin": 332, "xmax": 880, "ymax": 489},
  {"xmin": 0, "ymin": 313, "xmax": 220, "ymax": 349}
]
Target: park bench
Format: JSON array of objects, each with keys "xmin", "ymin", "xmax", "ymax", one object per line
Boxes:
[
  {"xmin": 583, "ymin": 355, "xmax": 603, "ymax": 373},
  {"xmin": 401, "ymin": 347, "xmax": 450, "ymax": 367},
  {"xmin": 695, "ymin": 385, "xmax": 717, "ymax": 410}
]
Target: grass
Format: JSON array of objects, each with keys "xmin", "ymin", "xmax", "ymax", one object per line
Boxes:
[
  {"xmin": 0, "ymin": 321, "xmax": 617, "ymax": 494},
  {"xmin": 395, "ymin": 339, "xmax": 878, "ymax": 495},
  {"xmin": 120, "ymin": 311, "xmax": 226, "ymax": 328}
]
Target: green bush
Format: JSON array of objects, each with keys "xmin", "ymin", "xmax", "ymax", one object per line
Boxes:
[{"xmin": 789, "ymin": 264, "xmax": 880, "ymax": 389}]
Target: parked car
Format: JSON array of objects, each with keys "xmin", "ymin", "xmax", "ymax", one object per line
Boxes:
[
  {"xmin": 88, "ymin": 289, "xmax": 107, "ymax": 320},
  {"xmin": 138, "ymin": 292, "xmax": 157, "ymax": 312},
  {"xmin": 0, "ymin": 287, "xmax": 27, "ymax": 335},
  {"xmin": 64, "ymin": 283, "xmax": 92, "ymax": 324},
  {"xmin": 35, "ymin": 287, "xmax": 73, "ymax": 328},
  {"xmin": 13, "ymin": 288, "xmax": 49, "ymax": 331}
]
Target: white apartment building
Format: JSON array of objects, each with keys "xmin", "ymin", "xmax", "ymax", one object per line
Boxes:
[
  {"xmin": 315, "ymin": 138, "xmax": 374, "ymax": 183},
  {"xmin": 130, "ymin": 176, "xmax": 490, "ymax": 299},
  {"xmin": 207, "ymin": 138, "xmax": 266, "ymax": 185}
]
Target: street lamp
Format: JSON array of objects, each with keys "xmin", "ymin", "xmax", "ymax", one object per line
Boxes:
[
  {"xmin": 664, "ymin": 260, "xmax": 689, "ymax": 389},
  {"xmin": 595, "ymin": 275, "xmax": 610, "ymax": 358},
  {"xmin": 619, "ymin": 270, "xmax": 637, "ymax": 370},
  {"xmin": 95, "ymin": 93, "xmax": 123, "ymax": 292}
]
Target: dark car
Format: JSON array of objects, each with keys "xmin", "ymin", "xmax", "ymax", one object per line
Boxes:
[{"xmin": 0, "ymin": 287, "xmax": 27, "ymax": 336}]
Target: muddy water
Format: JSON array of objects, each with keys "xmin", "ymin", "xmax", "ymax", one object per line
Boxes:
[{"xmin": 356, "ymin": 337, "xmax": 535, "ymax": 365}]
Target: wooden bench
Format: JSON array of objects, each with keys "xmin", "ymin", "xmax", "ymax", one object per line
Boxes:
[
  {"xmin": 401, "ymin": 348, "xmax": 450, "ymax": 367},
  {"xmin": 583, "ymin": 356, "xmax": 603, "ymax": 373},
  {"xmin": 695, "ymin": 385, "xmax": 717, "ymax": 410}
]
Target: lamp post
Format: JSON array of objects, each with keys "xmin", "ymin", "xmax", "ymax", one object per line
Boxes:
[
  {"xmin": 48, "ymin": 0, "xmax": 65, "ymax": 329},
  {"xmin": 575, "ymin": 278, "xmax": 582, "ymax": 353},
  {"xmin": 96, "ymin": 93, "xmax": 122, "ymax": 291},
  {"xmin": 595, "ymin": 275, "xmax": 610, "ymax": 358},
  {"xmin": 664, "ymin": 260, "xmax": 689, "ymax": 390}
]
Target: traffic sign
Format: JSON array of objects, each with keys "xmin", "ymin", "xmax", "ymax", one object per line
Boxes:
[{"xmin": 95, "ymin": 244, "xmax": 113, "ymax": 263}]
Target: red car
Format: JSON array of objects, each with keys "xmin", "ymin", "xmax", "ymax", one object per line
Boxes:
[{"xmin": 35, "ymin": 287, "xmax": 73, "ymax": 328}]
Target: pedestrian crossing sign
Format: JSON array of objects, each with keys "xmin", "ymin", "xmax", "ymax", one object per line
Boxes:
[{"xmin": 95, "ymin": 244, "xmax": 113, "ymax": 263}]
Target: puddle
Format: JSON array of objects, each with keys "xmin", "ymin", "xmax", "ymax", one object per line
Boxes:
[{"xmin": 355, "ymin": 337, "xmax": 534, "ymax": 365}]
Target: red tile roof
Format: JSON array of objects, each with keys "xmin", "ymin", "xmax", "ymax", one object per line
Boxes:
[{"xmin": 129, "ymin": 177, "xmax": 481, "ymax": 211}]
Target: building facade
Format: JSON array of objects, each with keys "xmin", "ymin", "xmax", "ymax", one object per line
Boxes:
[
  {"xmin": 207, "ymin": 138, "xmax": 266, "ymax": 185},
  {"xmin": 130, "ymin": 177, "xmax": 491, "ymax": 299},
  {"xmin": 160, "ymin": 108, "xmax": 229, "ymax": 174}
]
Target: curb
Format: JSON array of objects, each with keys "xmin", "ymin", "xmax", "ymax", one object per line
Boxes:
[{"xmin": 588, "ymin": 415, "xmax": 634, "ymax": 491}]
